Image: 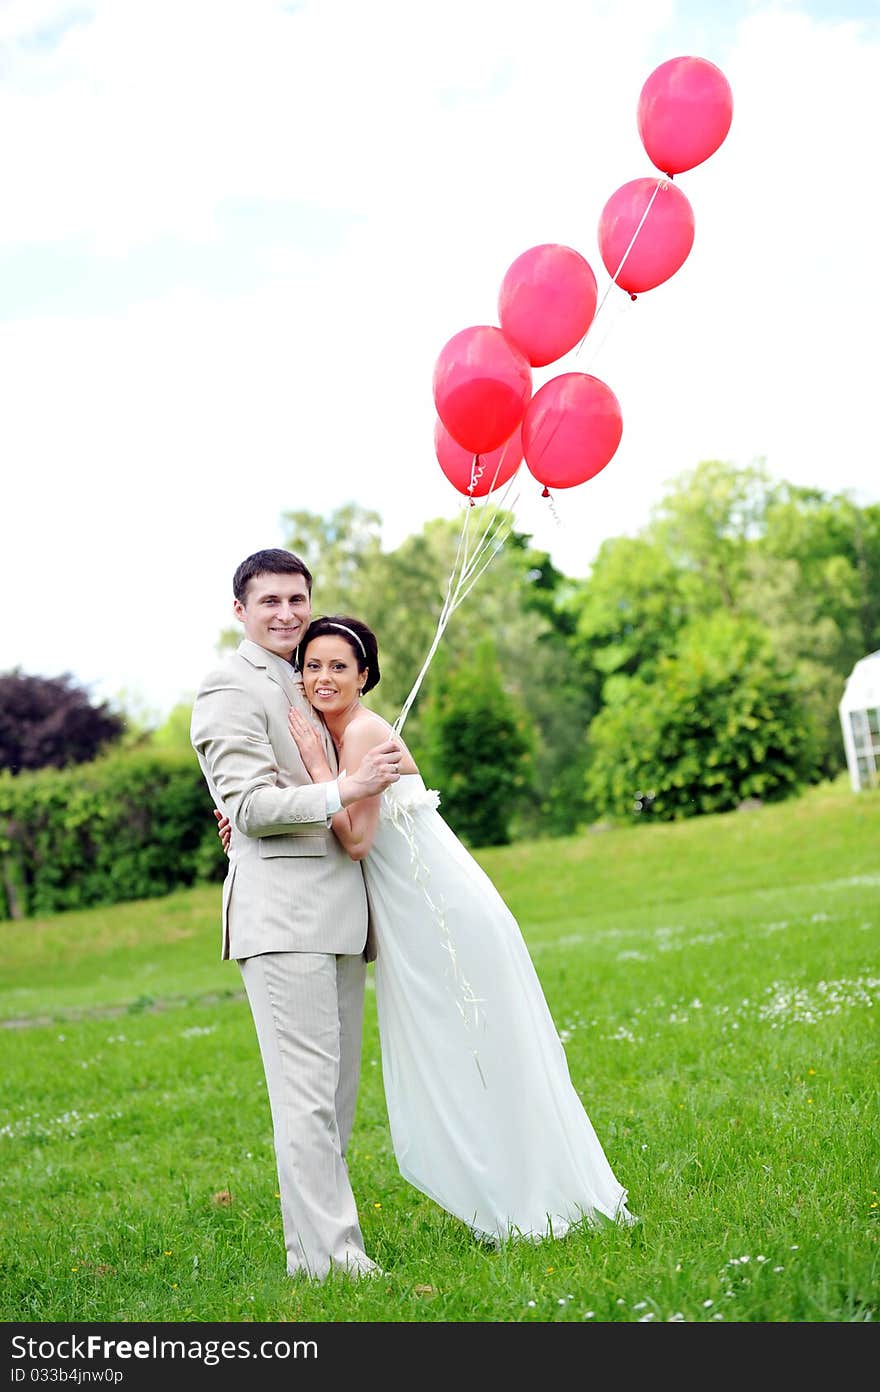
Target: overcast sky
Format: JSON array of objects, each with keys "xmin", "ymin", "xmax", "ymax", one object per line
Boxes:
[{"xmin": 2, "ymin": 0, "xmax": 878, "ymax": 721}]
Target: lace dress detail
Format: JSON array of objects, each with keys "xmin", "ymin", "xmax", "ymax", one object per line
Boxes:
[{"xmin": 378, "ymin": 781, "xmax": 441, "ymax": 820}]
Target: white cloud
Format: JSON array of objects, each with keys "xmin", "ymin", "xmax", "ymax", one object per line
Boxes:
[{"xmin": 1, "ymin": 0, "xmax": 878, "ymax": 718}]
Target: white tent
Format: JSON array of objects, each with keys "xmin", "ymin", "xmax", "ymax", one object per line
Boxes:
[{"xmin": 839, "ymin": 650, "xmax": 880, "ymax": 791}]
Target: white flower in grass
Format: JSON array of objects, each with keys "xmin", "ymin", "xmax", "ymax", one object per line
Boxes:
[
  {"xmin": 668, "ymin": 1312, "xmax": 685, "ymax": 1322},
  {"xmin": 583, "ymin": 1312, "xmax": 595, "ymax": 1320},
  {"xmin": 703, "ymin": 1299, "xmax": 714, "ymax": 1308},
  {"xmin": 527, "ymin": 1300, "xmax": 536, "ymax": 1308},
  {"xmin": 756, "ymin": 1255, "xmax": 766, "ymax": 1262},
  {"xmin": 773, "ymin": 1266, "xmax": 784, "ymax": 1273},
  {"xmin": 633, "ymin": 1301, "xmax": 647, "ymax": 1310},
  {"xmin": 711, "ymin": 1312, "xmax": 724, "ymax": 1321},
  {"xmin": 638, "ymin": 1312, "xmax": 655, "ymax": 1321}
]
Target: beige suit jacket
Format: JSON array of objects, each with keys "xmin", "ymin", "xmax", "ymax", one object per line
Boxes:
[{"xmin": 190, "ymin": 638, "xmax": 370, "ymax": 961}]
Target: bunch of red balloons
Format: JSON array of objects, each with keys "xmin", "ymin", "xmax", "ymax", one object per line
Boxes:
[{"xmin": 432, "ymin": 55, "xmax": 733, "ymax": 500}]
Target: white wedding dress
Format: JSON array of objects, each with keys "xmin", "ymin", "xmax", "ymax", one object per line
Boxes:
[{"xmin": 362, "ymin": 773, "xmax": 635, "ymax": 1244}]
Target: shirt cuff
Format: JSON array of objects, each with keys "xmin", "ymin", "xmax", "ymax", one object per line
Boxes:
[{"xmin": 323, "ymin": 778, "xmax": 342, "ymax": 818}]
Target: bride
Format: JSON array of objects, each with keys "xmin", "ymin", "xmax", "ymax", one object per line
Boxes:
[{"xmin": 220, "ymin": 613, "xmax": 634, "ymax": 1244}]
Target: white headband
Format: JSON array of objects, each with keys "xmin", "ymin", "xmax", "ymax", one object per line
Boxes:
[{"xmin": 324, "ymin": 622, "xmax": 367, "ymax": 658}]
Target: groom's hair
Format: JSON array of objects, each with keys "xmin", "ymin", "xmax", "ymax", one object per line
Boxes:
[{"xmin": 233, "ymin": 549, "xmax": 313, "ymax": 602}]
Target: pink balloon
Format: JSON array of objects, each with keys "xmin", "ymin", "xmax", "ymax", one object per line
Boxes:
[
  {"xmin": 432, "ymin": 325, "xmax": 532, "ymax": 455},
  {"xmin": 434, "ymin": 419, "xmax": 522, "ymax": 497},
  {"xmin": 597, "ymin": 177, "xmax": 694, "ymax": 295},
  {"xmin": 498, "ymin": 244, "xmax": 598, "ymax": 368},
  {"xmin": 638, "ymin": 55, "xmax": 733, "ymax": 176},
  {"xmin": 522, "ymin": 373, "xmax": 622, "ymax": 491}
]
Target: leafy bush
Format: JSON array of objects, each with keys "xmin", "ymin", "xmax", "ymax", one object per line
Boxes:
[
  {"xmin": 585, "ymin": 613, "xmax": 822, "ymax": 822},
  {"xmin": 418, "ymin": 642, "xmax": 534, "ymax": 847},
  {"xmin": 0, "ymin": 747, "xmax": 226, "ymax": 919}
]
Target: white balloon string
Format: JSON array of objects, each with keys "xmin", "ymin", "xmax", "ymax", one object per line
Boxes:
[
  {"xmin": 575, "ymin": 176, "xmax": 666, "ymax": 361},
  {"xmin": 542, "ymin": 490, "xmax": 562, "ymax": 527},
  {"xmin": 467, "ymin": 455, "xmax": 486, "ymax": 496},
  {"xmin": 393, "ymin": 489, "xmax": 517, "ymax": 734}
]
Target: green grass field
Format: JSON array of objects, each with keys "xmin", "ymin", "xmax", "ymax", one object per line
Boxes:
[{"xmin": 1, "ymin": 776, "xmax": 877, "ymax": 1325}]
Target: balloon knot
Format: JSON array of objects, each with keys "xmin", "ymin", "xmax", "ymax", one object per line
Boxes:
[
  {"xmin": 629, "ymin": 293, "xmax": 638, "ymax": 302},
  {"xmin": 468, "ymin": 497, "xmax": 476, "ymax": 507},
  {"xmin": 541, "ymin": 487, "xmax": 550, "ymax": 498}
]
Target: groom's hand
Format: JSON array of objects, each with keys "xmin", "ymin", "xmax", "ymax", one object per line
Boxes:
[{"xmin": 339, "ymin": 738, "xmax": 403, "ymax": 806}]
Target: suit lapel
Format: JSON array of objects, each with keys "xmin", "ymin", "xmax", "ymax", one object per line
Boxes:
[{"xmin": 238, "ymin": 639, "xmax": 338, "ymax": 774}]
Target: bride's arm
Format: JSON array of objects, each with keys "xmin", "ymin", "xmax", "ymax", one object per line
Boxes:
[{"xmin": 288, "ymin": 709, "xmax": 383, "ymax": 861}]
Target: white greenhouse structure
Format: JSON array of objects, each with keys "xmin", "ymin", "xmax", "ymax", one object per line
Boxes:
[{"xmin": 839, "ymin": 650, "xmax": 880, "ymax": 791}]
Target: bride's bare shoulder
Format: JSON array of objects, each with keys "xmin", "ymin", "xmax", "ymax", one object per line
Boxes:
[{"xmin": 343, "ymin": 709, "xmax": 419, "ymax": 771}]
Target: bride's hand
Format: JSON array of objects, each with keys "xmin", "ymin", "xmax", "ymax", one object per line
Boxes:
[
  {"xmin": 214, "ymin": 808, "xmax": 231, "ymax": 856},
  {"xmin": 288, "ymin": 707, "xmax": 333, "ymax": 781}
]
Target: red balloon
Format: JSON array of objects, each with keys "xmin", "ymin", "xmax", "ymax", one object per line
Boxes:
[
  {"xmin": 597, "ymin": 177, "xmax": 694, "ymax": 295},
  {"xmin": 638, "ymin": 55, "xmax": 733, "ymax": 176},
  {"xmin": 522, "ymin": 373, "xmax": 622, "ymax": 490},
  {"xmin": 434, "ymin": 419, "xmax": 522, "ymax": 497},
  {"xmin": 498, "ymin": 244, "xmax": 598, "ymax": 368},
  {"xmin": 432, "ymin": 324, "xmax": 532, "ymax": 455}
]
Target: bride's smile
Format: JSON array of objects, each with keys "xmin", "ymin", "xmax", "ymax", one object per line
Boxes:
[{"xmin": 301, "ymin": 635, "xmax": 365, "ymax": 726}]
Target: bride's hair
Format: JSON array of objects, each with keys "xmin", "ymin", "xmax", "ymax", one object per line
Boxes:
[{"xmin": 297, "ymin": 615, "xmax": 381, "ymax": 694}]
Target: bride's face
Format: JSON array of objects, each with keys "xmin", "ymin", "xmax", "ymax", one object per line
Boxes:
[{"xmin": 301, "ymin": 634, "xmax": 365, "ymax": 717}]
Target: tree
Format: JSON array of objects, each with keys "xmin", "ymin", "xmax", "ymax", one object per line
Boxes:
[
  {"xmin": 585, "ymin": 613, "xmax": 822, "ymax": 822},
  {"xmin": 0, "ymin": 670, "xmax": 124, "ymax": 774},
  {"xmin": 419, "ymin": 642, "xmax": 534, "ymax": 847}
]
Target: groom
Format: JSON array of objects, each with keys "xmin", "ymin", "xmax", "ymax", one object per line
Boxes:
[{"xmin": 190, "ymin": 547, "xmax": 402, "ymax": 1280}]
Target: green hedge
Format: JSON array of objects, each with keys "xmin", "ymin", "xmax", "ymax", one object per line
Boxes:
[{"xmin": 0, "ymin": 748, "xmax": 226, "ymax": 920}]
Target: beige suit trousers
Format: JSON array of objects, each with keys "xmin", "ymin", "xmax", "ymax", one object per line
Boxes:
[{"xmin": 238, "ymin": 949, "xmax": 374, "ymax": 1279}]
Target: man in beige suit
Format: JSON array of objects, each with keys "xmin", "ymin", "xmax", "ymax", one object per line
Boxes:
[{"xmin": 190, "ymin": 548, "xmax": 402, "ymax": 1280}]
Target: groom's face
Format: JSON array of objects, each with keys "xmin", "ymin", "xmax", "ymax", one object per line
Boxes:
[{"xmin": 233, "ymin": 570, "xmax": 312, "ymax": 660}]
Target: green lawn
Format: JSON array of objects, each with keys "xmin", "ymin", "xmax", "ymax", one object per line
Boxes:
[{"xmin": 1, "ymin": 776, "xmax": 877, "ymax": 1324}]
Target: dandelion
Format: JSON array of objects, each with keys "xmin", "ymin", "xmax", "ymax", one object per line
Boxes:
[
  {"xmin": 546, "ymin": 1266, "xmax": 554, "ymax": 1274},
  {"xmin": 373, "ymin": 1202, "xmax": 381, "ymax": 1209}
]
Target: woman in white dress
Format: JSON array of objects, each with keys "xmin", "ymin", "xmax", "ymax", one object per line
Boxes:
[{"xmin": 283, "ymin": 613, "xmax": 635, "ymax": 1246}]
